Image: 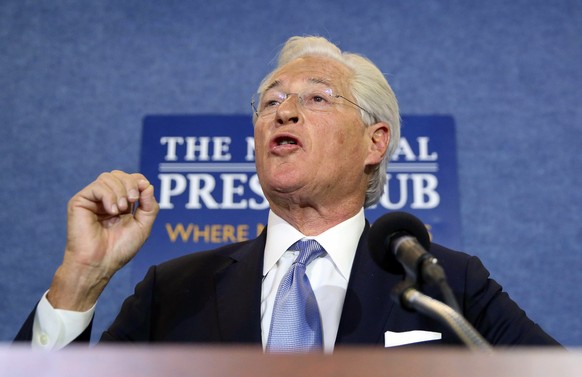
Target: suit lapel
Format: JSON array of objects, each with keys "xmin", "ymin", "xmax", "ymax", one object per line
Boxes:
[
  {"xmin": 211, "ymin": 224, "xmax": 406, "ymax": 346},
  {"xmin": 214, "ymin": 231, "xmax": 267, "ymax": 344},
  {"xmin": 335, "ymin": 223, "xmax": 404, "ymax": 345}
]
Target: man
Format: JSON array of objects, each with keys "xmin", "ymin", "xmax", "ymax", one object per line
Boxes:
[{"xmin": 16, "ymin": 36, "xmax": 559, "ymax": 351}]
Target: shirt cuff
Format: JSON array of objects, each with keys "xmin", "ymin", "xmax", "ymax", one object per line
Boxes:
[{"xmin": 32, "ymin": 290, "xmax": 96, "ymax": 350}]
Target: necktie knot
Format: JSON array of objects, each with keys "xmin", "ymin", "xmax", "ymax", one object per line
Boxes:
[{"xmin": 294, "ymin": 239, "xmax": 326, "ymax": 266}]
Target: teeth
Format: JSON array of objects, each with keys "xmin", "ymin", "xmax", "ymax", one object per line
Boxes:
[{"xmin": 278, "ymin": 139, "xmax": 297, "ymax": 145}]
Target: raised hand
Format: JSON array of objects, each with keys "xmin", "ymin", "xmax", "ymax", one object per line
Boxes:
[{"xmin": 47, "ymin": 171, "xmax": 159, "ymax": 311}]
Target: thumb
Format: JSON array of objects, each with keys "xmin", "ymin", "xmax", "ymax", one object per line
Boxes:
[{"xmin": 134, "ymin": 183, "xmax": 159, "ymax": 228}]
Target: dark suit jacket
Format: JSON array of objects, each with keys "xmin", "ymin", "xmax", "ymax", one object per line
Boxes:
[{"xmin": 15, "ymin": 224, "xmax": 559, "ymax": 347}]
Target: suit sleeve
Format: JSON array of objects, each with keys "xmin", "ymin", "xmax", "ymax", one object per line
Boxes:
[
  {"xmin": 13, "ymin": 308, "xmax": 36, "ymax": 342},
  {"xmin": 100, "ymin": 265, "xmax": 157, "ymax": 342},
  {"xmin": 461, "ymin": 255, "xmax": 560, "ymax": 346}
]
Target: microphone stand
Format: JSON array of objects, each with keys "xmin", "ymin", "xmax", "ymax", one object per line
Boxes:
[{"xmin": 392, "ymin": 281, "xmax": 493, "ymax": 351}]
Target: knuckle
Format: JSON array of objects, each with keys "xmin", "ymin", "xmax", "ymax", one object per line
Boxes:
[{"xmin": 97, "ymin": 172, "xmax": 111, "ymax": 181}]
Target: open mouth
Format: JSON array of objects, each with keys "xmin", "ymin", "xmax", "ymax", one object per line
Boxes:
[
  {"xmin": 269, "ymin": 132, "xmax": 302, "ymax": 153},
  {"xmin": 274, "ymin": 135, "xmax": 299, "ymax": 146}
]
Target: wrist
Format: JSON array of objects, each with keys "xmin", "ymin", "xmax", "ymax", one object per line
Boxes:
[{"xmin": 47, "ymin": 262, "xmax": 111, "ymax": 311}]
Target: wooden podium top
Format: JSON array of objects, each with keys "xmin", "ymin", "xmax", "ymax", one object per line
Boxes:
[{"xmin": 0, "ymin": 345, "xmax": 577, "ymax": 377}]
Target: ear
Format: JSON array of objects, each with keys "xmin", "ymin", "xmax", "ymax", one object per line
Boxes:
[{"xmin": 365, "ymin": 122, "xmax": 390, "ymax": 167}]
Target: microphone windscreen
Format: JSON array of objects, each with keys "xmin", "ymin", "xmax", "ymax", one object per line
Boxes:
[{"xmin": 368, "ymin": 211, "xmax": 431, "ymax": 274}]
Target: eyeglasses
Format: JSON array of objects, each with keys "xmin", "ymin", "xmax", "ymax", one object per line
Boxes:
[{"xmin": 251, "ymin": 85, "xmax": 373, "ymax": 119}]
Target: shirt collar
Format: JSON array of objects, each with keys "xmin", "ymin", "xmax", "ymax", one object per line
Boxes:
[{"xmin": 263, "ymin": 208, "xmax": 365, "ymax": 280}]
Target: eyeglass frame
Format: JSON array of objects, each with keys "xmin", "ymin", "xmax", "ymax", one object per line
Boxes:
[{"xmin": 250, "ymin": 89, "xmax": 374, "ymax": 120}]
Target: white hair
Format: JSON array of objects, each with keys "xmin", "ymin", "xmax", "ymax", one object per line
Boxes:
[{"xmin": 255, "ymin": 36, "xmax": 401, "ymax": 207}]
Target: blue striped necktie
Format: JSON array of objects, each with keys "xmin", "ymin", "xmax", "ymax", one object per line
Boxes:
[{"xmin": 266, "ymin": 239, "xmax": 326, "ymax": 352}]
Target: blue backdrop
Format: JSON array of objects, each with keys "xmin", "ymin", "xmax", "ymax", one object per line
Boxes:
[
  {"xmin": 1, "ymin": 0, "xmax": 581, "ymax": 346},
  {"xmin": 134, "ymin": 115, "xmax": 461, "ymax": 281}
]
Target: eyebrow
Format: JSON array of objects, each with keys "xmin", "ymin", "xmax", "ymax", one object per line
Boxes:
[
  {"xmin": 263, "ymin": 77, "xmax": 334, "ymax": 93},
  {"xmin": 308, "ymin": 77, "xmax": 333, "ymax": 87},
  {"xmin": 263, "ymin": 80, "xmax": 282, "ymax": 92}
]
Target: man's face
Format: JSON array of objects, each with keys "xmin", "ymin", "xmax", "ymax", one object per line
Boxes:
[{"xmin": 254, "ymin": 55, "xmax": 387, "ymax": 210}]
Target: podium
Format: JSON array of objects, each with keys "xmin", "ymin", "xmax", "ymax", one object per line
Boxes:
[{"xmin": 1, "ymin": 345, "xmax": 577, "ymax": 377}]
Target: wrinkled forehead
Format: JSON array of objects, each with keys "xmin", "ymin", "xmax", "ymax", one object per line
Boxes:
[{"xmin": 259, "ymin": 55, "xmax": 353, "ymax": 95}]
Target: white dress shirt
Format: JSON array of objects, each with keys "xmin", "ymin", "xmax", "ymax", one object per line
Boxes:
[
  {"xmin": 33, "ymin": 209, "xmax": 365, "ymax": 351},
  {"xmin": 261, "ymin": 209, "xmax": 364, "ymax": 353}
]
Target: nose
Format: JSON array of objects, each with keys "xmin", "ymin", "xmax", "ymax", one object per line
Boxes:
[{"xmin": 275, "ymin": 94, "xmax": 300, "ymax": 125}]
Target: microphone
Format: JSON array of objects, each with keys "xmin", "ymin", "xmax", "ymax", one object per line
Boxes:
[
  {"xmin": 368, "ymin": 211, "xmax": 445, "ymax": 285},
  {"xmin": 369, "ymin": 212, "xmax": 477, "ymax": 338}
]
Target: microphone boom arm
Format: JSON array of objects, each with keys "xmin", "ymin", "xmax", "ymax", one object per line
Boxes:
[{"xmin": 393, "ymin": 282, "xmax": 493, "ymax": 351}]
